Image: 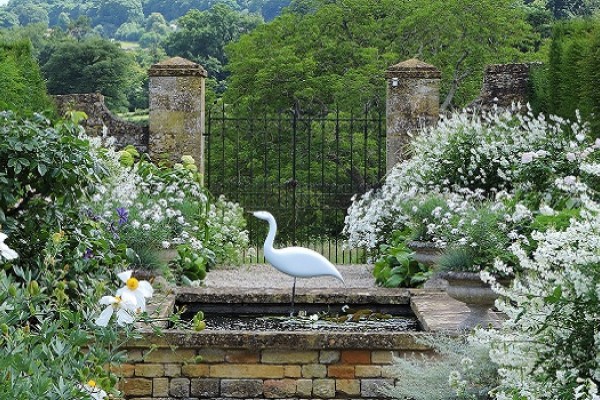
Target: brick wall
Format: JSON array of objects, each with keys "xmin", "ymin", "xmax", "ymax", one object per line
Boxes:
[{"xmin": 119, "ymin": 342, "xmax": 429, "ymax": 399}]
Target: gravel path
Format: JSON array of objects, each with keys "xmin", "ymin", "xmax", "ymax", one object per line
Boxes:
[{"xmin": 204, "ymin": 264, "xmax": 376, "ymax": 289}]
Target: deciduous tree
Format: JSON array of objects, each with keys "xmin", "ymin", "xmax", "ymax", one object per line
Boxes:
[
  {"xmin": 163, "ymin": 4, "xmax": 262, "ymax": 81},
  {"xmin": 41, "ymin": 37, "xmax": 133, "ymax": 110},
  {"xmin": 225, "ymin": 0, "xmax": 538, "ymax": 112}
]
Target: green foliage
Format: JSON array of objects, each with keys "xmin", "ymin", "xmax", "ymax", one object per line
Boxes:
[
  {"xmin": 163, "ymin": 4, "xmax": 263, "ymax": 82},
  {"xmin": 171, "ymin": 244, "xmax": 213, "ymax": 283},
  {"xmin": 0, "ymin": 40, "xmax": 53, "ymax": 114},
  {"xmin": 0, "ymin": 9, "xmax": 19, "ymax": 28},
  {"xmin": 0, "ymin": 0, "xmax": 289, "ymax": 39},
  {"xmin": 207, "ymin": 107, "xmax": 382, "ymax": 245},
  {"xmin": 0, "ymin": 111, "xmax": 227, "ymax": 398},
  {"xmin": 530, "ymin": 207, "xmax": 581, "ymax": 232},
  {"xmin": 438, "ymin": 204, "xmax": 512, "ymax": 274},
  {"xmin": 532, "ymin": 19, "xmax": 600, "ymax": 136},
  {"xmin": 373, "ymin": 232, "xmax": 431, "ymax": 288},
  {"xmin": 41, "ymin": 37, "xmax": 134, "ymax": 110},
  {"xmin": 383, "ymin": 335, "xmax": 498, "ymax": 400},
  {"xmin": 402, "ymin": 195, "xmax": 450, "ymax": 241},
  {"xmin": 143, "ymin": 0, "xmax": 290, "ymax": 21},
  {"xmin": 226, "ymin": 0, "xmax": 538, "ymax": 112},
  {"xmin": 88, "ymin": 0, "xmax": 144, "ymax": 36},
  {"xmin": 545, "ymin": 0, "xmax": 600, "ymax": 19},
  {"xmin": 0, "ymin": 111, "xmax": 105, "ymax": 272},
  {"xmin": 0, "ymin": 268, "xmax": 123, "ymax": 399}
]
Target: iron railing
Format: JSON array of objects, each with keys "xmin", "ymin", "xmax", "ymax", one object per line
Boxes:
[{"xmin": 205, "ymin": 105, "xmax": 386, "ymax": 263}]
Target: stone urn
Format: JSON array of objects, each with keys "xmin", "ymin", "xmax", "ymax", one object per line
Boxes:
[
  {"xmin": 439, "ymin": 271, "xmax": 502, "ymax": 330},
  {"xmin": 407, "ymin": 241, "xmax": 447, "ymax": 289},
  {"xmin": 407, "ymin": 240, "xmax": 443, "ymax": 266}
]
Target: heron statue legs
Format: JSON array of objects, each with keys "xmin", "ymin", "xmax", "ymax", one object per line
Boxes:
[{"xmin": 290, "ymin": 277, "xmax": 297, "ymax": 316}]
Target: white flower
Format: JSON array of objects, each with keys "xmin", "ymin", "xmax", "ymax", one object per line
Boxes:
[
  {"xmin": 95, "ymin": 291, "xmax": 137, "ymax": 327},
  {"xmin": 521, "ymin": 151, "xmax": 536, "ymax": 164},
  {"xmin": 0, "ymin": 232, "xmax": 18, "ymax": 261},
  {"xmin": 566, "ymin": 152, "xmax": 577, "ymax": 162},
  {"xmin": 161, "ymin": 241, "xmax": 170, "ymax": 249},
  {"xmin": 309, "ymin": 314, "xmax": 319, "ymax": 321},
  {"xmin": 116, "ymin": 271, "xmax": 154, "ymax": 312},
  {"xmin": 563, "ymin": 175, "xmax": 577, "ymax": 186},
  {"xmin": 79, "ymin": 380, "xmax": 108, "ymax": 400},
  {"xmin": 539, "ymin": 204, "xmax": 556, "ymax": 216}
]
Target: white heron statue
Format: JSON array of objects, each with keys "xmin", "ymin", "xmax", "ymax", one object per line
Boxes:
[{"xmin": 252, "ymin": 211, "xmax": 345, "ymax": 314}]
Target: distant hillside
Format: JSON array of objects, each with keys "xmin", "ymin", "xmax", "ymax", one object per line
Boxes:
[{"xmin": 0, "ymin": 0, "xmax": 290, "ymax": 34}]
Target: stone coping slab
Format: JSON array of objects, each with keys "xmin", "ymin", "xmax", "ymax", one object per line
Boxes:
[
  {"xmin": 126, "ymin": 329, "xmax": 431, "ymax": 351},
  {"xmin": 176, "ymin": 287, "xmax": 411, "ymax": 306},
  {"xmin": 409, "ymin": 290, "xmax": 505, "ymax": 333}
]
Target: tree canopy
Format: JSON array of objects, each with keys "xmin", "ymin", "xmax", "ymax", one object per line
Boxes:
[
  {"xmin": 163, "ymin": 4, "xmax": 263, "ymax": 82},
  {"xmin": 0, "ymin": 40, "xmax": 53, "ymax": 114},
  {"xmin": 41, "ymin": 37, "xmax": 134, "ymax": 109},
  {"xmin": 0, "ymin": 0, "xmax": 290, "ymax": 31},
  {"xmin": 225, "ymin": 0, "xmax": 539, "ymax": 112}
]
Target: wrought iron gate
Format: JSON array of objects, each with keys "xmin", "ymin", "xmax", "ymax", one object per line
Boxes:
[{"xmin": 205, "ymin": 106, "xmax": 386, "ymax": 263}]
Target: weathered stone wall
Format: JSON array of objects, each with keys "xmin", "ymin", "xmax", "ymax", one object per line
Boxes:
[
  {"xmin": 53, "ymin": 60, "xmax": 535, "ymax": 175},
  {"xmin": 470, "ymin": 63, "xmax": 540, "ymax": 111},
  {"xmin": 53, "ymin": 93, "xmax": 149, "ymax": 152},
  {"xmin": 120, "ymin": 335, "xmax": 429, "ymax": 399}
]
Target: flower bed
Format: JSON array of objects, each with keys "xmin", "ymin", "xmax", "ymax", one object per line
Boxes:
[
  {"xmin": 0, "ymin": 111, "xmax": 249, "ymax": 399},
  {"xmin": 345, "ymin": 105, "xmax": 600, "ymax": 399}
]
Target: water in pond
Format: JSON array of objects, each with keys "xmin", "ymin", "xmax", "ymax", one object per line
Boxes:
[
  {"xmin": 206, "ymin": 313, "xmax": 419, "ymax": 332},
  {"xmin": 181, "ymin": 305, "xmax": 419, "ymax": 332}
]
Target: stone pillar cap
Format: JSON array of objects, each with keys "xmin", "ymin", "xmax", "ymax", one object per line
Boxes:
[
  {"xmin": 149, "ymin": 56, "xmax": 208, "ymax": 77},
  {"xmin": 386, "ymin": 58, "xmax": 441, "ymax": 79}
]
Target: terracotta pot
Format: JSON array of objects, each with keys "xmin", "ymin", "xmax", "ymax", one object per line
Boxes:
[{"xmin": 439, "ymin": 271, "xmax": 502, "ymax": 330}]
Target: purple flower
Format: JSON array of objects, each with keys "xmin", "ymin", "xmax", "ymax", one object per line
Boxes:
[
  {"xmin": 116, "ymin": 207, "xmax": 129, "ymax": 226},
  {"xmin": 83, "ymin": 248, "xmax": 94, "ymax": 259}
]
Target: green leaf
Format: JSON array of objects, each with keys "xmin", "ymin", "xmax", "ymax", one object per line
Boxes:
[
  {"xmin": 544, "ymin": 285, "xmax": 562, "ymax": 304},
  {"xmin": 385, "ymin": 275, "xmax": 404, "ymax": 288},
  {"xmin": 37, "ymin": 163, "xmax": 47, "ymax": 176}
]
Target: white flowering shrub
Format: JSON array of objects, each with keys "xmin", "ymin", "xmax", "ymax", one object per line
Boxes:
[
  {"xmin": 83, "ymin": 137, "xmax": 249, "ymax": 276},
  {"xmin": 475, "ymin": 189, "xmax": 600, "ymax": 399},
  {"xmin": 344, "ymin": 106, "xmax": 600, "ymax": 266}
]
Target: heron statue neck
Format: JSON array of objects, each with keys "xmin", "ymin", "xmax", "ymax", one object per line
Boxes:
[{"xmin": 262, "ymin": 213, "xmax": 278, "ymax": 256}]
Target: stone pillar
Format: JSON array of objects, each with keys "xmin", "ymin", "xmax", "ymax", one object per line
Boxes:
[
  {"xmin": 148, "ymin": 57, "xmax": 207, "ymax": 175},
  {"xmin": 385, "ymin": 59, "xmax": 441, "ymax": 171}
]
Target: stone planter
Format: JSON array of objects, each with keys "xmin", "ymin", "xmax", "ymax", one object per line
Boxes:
[
  {"xmin": 439, "ymin": 271, "xmax": 502, "ymax": 330},
  {"xmin": 407, "ymin": 240, "xmax": 443, "ymax": 266},
  {"xmin": 407, "ymin": 241, "xmax": 447, "ymax": 289}
]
